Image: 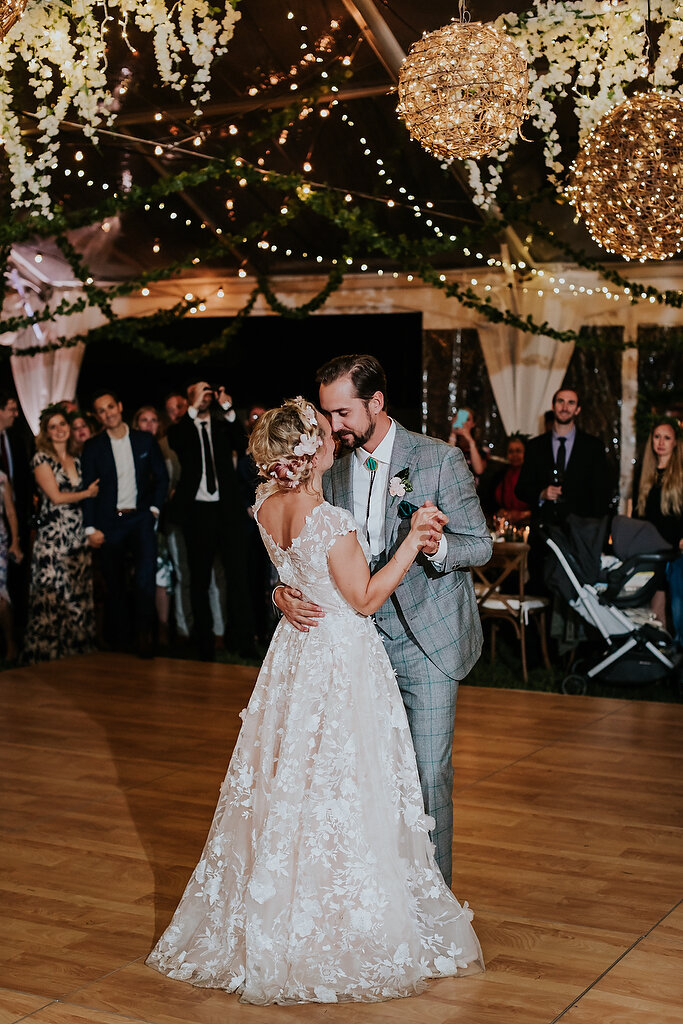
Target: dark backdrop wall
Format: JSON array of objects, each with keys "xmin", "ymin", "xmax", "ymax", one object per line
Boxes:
[
  {"xmin": 422, "ymin": 328, "xmax": 505, "ymax": 451},
  {"xmin": 75, "ymin": 312, "xmax": 423, "ymax": 428}
]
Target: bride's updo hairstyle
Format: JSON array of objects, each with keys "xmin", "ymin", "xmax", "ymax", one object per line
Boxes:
[{"xmin": 248, "ymin": 396, "xmax": 323, "ymax": 491}]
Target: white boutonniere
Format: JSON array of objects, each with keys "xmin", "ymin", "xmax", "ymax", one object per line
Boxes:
[{"xmin": 389, "ymin": 468, "xmax": 413, "ymax": 498}]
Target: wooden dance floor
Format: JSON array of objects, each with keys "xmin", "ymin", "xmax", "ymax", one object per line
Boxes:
[{"xmin": 1, "ymin": 653, "xmax": 681, "ymax": 1024}]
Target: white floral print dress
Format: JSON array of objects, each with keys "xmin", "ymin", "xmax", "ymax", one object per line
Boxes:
[{"xmin": 146, "ymin": 500, "xmax": 483, "ymax": 1004}]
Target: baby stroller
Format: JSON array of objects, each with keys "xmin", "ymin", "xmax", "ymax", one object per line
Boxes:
[{"xmin": 541, "ymin": 514, "xmax": 682, "ymax": 694}]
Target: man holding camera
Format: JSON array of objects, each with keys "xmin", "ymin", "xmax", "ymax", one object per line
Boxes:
[{"xmin": 167, "ymin": 381, "xmax": 255, "ymax": 660}]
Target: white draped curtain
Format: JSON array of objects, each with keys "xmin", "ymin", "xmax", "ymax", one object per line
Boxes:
[
  {"xmin": 477, "ymin": 296, "xmax": 584, "ymax": 436},
  {"xmin": 10, "ymin": 338, "xmax": 87, "ymax": 436},
  {"xmin": 1, "ymin": 240, "xmax": 110, "ymax": 433}
]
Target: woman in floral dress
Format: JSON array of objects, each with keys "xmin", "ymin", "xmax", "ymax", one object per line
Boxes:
[{"xmin": 22, "ymin": 407, "xmax": 99, "ymax": 663}]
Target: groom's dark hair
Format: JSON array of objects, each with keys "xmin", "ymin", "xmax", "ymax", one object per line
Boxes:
[{"xmin": 316, "ymin": 354, "xmax": 387, "ymax": 409}]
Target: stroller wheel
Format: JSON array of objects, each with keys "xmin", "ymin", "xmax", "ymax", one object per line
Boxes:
[{"xmin": 562, "ymin": 673, "xmax": 588, "ymax": 696}]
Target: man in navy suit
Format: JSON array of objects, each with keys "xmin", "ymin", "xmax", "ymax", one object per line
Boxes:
[{"xmin": 81, "ymin": 391, "xmax": 169, "ymax": 655}]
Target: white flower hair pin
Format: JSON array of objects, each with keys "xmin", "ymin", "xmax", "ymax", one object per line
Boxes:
[
  {"xmin": 293, "ymin": 433, "xmax": 321, "ymax": 457},
  {"xmin": 303, "ymin": 403, "xmax": 318, "ymax": 428},
  {"xmin": 294, "ymin": 396, "xmax": 318, "ymax": 428}
]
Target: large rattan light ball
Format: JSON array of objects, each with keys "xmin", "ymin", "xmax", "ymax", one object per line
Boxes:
[
  {"xmin": 0, "ymin": 0, "xmax": 29, "ymax": 42},
  {"xmin": 397, "ymin": 20, "xmax": 528, "ymax": 161},
  {"xmin": 567, "ymin": 92, "xmax": 683, "ymax": 262}
]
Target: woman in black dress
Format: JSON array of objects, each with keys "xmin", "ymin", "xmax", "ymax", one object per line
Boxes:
[{"xmin": 22, "ymin": 407, "xmax": 99, "ymax": 663}]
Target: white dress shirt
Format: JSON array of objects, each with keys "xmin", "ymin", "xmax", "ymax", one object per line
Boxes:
[
  {"xmin": 189, "ymin": 410, "xmax": 220, "ymax": 503},
  {"xmin": 352, "ymin": 419, "xmax": 447, "ymax": 564},
  {"xmin": 353, "ymin": 421, "xmax": 396, "ymax": 558},
  {"xmin": 110, "ymin": 427, "xmax": 138, "ymax": 510}
]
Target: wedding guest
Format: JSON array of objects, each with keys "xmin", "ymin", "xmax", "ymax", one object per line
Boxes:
[
  {"xmin": 0, "ymin": 390, "xmax": 32, "ymax": 636},
  {"xmin": 82, "ymin": 391, "xmax": 168, "ymax": 657},
  {"xmin": 22, "ymin": 407, "xmax": 98, "ymax": 663},
  {"xmin": 167, "ymin": 381, "xmax": 255, "ymax": 660},
  {"xmin": 0, "ymin": 468, "xmax": 23, "ymax": 660},
  {"xmin": 165, "ymin": 392, "xmax": 188, "ymax": 425},
  {"xmin": 634, "ymin": 418, "xmax": 683, "ymax": 645},
  {"xmin": 56, "ymin": 398, "xmax": 78, "ymax": 415},
  {"xmin": 238, "ymin": 401, "xmax": 277, "ymax": 645},
  {"xmin": 244, "ymin": 402, "xmax": 267, "ymax": 434},
  {"xmin": 516, "ymin": 388, "xmax": 610, "ymax": 523},
  {"xmin": 69, "ymin": 410, "xmax": 97, "ymax": 453},
  {"xmin": 447, "ymin": 407, "xmax": 487, "ymax": 483},
  {"xmin": 163, "ymin": 389, "xmax": 211, "ymax": 643},
  {"xmin": 516, "ymin": 387, "xmax": 610, "ymax": 592},
  {"xmin": 133, "ymin": 405, "xmax": 177, "ymax": 648},
  {"xmin": 492, "ymin": 434, "xmax": 531, "ymax": 526}
]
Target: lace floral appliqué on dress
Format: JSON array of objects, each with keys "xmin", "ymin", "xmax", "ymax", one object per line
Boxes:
[{"xmin": 147, "ymin": 500, "xmax": 483, "ymax": 1003}]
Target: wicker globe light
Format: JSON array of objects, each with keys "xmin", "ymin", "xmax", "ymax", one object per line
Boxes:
[
  {"xmin": 397, "ymin": 20, "xmax": 528, "ymax": 161},
  {"xmin": 567, "ymin": 92, "xmax": 683, "ymax": 262},
  {"xmin": 0, "ymin": 0, "xmax": 29, "ymax": 42}
]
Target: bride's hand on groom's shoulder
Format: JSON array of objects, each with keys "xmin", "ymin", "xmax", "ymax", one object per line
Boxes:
[{"xmin": 275, "ymin": 585, "xmax": 324, "ymax": 632}]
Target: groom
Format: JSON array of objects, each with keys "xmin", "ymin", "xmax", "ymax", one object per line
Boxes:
[{"xmin": 275, "ymin": 354, "xmax": 492, "ymax": 886}]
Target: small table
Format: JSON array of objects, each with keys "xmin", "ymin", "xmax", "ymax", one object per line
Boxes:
[{"xmin": 472, "ymin": 541, "xmax": 551, "ymax": 681}]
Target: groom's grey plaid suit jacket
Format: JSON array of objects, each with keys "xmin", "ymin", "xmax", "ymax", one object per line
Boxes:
[{"xmin": 324, "ymin": 422, "xmax": 492, "ymax": 680}]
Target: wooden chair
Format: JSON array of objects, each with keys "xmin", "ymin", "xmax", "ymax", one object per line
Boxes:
[{"xmin": 472, "ymin": 541, "xmax": 551, "ymax": 682}]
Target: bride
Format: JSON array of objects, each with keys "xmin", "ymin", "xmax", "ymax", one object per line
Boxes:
[{"xmin": 147, "ymin": 397, "xmax": 484, "ymax": 1004}]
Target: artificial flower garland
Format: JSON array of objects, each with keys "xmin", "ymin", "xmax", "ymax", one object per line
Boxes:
[
  {"xmin": 464, "ymin": 0, "xmax": 683, "ymax": 209},
  {"xmin": 0, "ymin": 0, "xmax": 241, "ymax": 215}
]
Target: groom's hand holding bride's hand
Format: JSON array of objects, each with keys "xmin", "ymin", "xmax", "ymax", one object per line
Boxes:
[{"xmin": 410, "ymin": 500, "xmax": 448, "ymax": 555}]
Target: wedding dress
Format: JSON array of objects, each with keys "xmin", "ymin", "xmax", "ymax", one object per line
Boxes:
[{"xmin": 146, "ymin": 499, "xmax": 484, "ymax": 1003}]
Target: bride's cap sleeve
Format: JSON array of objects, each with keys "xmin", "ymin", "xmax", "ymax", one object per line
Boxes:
[{"xmin": 322, "ymin": 504, "xmax": 358, "ymax": 551}]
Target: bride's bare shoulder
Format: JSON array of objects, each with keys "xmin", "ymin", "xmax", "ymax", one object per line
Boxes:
[{"xmin": 256, "ymin": 489, "xmax": 324, "ymax": 547}]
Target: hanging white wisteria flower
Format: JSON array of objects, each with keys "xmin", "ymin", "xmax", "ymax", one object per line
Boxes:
[
  {"xmin": 462, "ymin": 0, "xmax": 683, "ymax": 209},
  {"xmin": 0, "ymin": 0, "xmax": 241, "ymax": 216}
]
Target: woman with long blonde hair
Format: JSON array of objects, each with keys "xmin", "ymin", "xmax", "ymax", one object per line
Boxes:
[{"xmin": 635, "ymin": 418, "xmax": 683, "ymax": 644}]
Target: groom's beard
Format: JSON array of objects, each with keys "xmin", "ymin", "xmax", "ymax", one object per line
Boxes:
[{"xmin": 334, "ymin": 416, "xmax": 375, "ymax": 452}]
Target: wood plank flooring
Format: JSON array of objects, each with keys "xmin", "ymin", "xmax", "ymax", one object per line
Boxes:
[{"xmin": 1, "ymin": 653, "xmax": 681, "ymax": 1023}]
